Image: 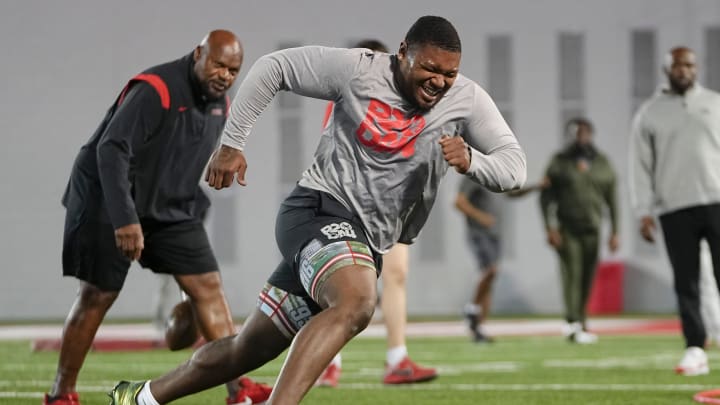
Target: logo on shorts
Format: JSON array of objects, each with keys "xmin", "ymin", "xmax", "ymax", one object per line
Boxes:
[
  {"xmin": 320, "ymin": 222, "xmax": 357, "ymax": 240},
  {"xmin": 299, "ymin": 239, "xmax": 323, "ymax": 288}
]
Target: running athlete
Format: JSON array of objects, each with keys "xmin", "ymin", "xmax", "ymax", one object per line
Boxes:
[
  {"xmin": 109, "ymin": 15, "xmax": 526, "ymax": 405},
  {"xmin": 315, "ymin": 39, "xmax": 437, "ymax": 388}
]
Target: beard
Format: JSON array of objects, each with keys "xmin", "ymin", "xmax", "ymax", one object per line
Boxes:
[
  {"xmin": 669, "ymin": 77, "xmax": 693, "ymax": 94},
  {"xmin": 568, "ymin": 143, "xmax": 596, "ymax": 160}
]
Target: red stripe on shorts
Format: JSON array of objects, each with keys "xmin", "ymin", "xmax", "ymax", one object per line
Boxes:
[
  {"xmin": 310, "ymin": 252, "xmax": 375, "ymax": 299},
  {"xmin": 259, "ymin": 291, "xmax": 296, "ymax": 334}
]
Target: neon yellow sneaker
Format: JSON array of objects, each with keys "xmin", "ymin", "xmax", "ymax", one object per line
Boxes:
[{"xmin": 108, "ymin": 380, "xmax": 146, "ymax": 405}]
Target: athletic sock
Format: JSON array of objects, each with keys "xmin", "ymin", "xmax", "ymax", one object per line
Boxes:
[
  {"xmin": 136, "ymin": 381, "xmax": 160, "ymax": 405},
  {"xmin": 386, "ymin": 345, "xmax": 408, "ymax": 368},
  {"xmin": 464, "ymin": 303, "xmax": 480, "ymax": 315},
  {"xmin": 330, "ymin": 353, "xmax": 342, "ymax": 368}
]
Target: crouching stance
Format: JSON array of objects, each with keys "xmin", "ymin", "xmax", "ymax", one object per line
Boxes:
[{"xmin": 109, "ymin": 15, "xmax": 526, "ymax": 405}]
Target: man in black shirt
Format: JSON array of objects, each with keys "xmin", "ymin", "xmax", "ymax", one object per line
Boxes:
[{"xmin": 45, "ymin": 30, "xmax": 271, "ymax": 405}]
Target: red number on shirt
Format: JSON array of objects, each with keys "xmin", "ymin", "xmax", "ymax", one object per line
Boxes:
[{"xmin": 355, "ymin": 99, "xmax": 426, "ymax": 157}]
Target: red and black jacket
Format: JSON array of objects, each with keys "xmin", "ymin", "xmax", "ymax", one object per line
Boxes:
[{"xmin": 62, "ymin": 52, "xmax": 230, "ymax": 229}]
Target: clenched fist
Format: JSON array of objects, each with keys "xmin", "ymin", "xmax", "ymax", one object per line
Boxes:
[
  {"xmin": 205, "ymin": 145, "xmax": 248, "ymax": 190},
  {"xmin": 115, "ymin": 223, "xmax": 144, "ymax": 261},
  {"xmin": 439, "ymin": 135, "xmax": 471, "ymax": 173}
]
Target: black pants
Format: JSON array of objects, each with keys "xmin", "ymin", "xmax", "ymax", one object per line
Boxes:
[{"xmin": 660, "ymin": 203, "xmax": 720, "ymax": 348}]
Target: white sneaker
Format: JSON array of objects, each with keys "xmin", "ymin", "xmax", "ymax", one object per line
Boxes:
[
  {"xmin": 675, "ymin": 347, "xmax": 710, "ymax": 376},
  {"xmin": 562, "ymin": 322, "xmax": 581, "ymax": 338},
  {"xmin": 573, "ymin": 330, "xmax": 598, "ymax": 345}
]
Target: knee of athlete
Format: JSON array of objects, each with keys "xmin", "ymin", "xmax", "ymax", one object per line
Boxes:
[
  {"xmin": 183, "ymin": 273, "xmax": 224, "ymax": 302},
  {"xmin": 79, "ymin": 285, "xmax": 119, "ymax": 309},
  {"xmin": 337, "ymin": 295, "xmax": 376, "ymax": 336},
  {"xmin": 382, "ymin": 265, "xmax": 408, "ymax": 286}
]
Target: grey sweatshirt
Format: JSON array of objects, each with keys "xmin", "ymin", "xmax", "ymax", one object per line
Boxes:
[
  {"xmin": 630, "ymin": 85, "xmax": 720, "ymax": 217},
  {"xmin": 222, "ymin": 46, "xmax": 526, "ymax": 252}
]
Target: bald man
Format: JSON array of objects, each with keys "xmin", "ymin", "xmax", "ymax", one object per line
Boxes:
[
  {"xmin": 630, "ymin": 46, "xmax": 720, "ymax": 376},
  {"xmin": 46, "ymin": 31, "xmax": 271, "ymax": 405}
]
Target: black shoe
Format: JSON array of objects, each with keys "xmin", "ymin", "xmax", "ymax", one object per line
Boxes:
[
  {"xmin": 464, "ymin": 311, "xmax": 479, "ymax": 334},
  {"xmin": 473, "ymin": 331, "xmax": 495, "ymax": 343}
]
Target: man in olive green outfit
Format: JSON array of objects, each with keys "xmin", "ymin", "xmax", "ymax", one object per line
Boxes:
[{"xmin": 540, "ymin": 117, "xmax": 619, "ymax": 344}]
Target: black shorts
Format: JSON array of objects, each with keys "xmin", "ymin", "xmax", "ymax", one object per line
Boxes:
[
  {"xmin": 267, "ymin": 185, "xmax": 382, "ymax": 301},
  {"xmin": 62, "ymin": 215, "xmax": 218, "ymax": 291}
]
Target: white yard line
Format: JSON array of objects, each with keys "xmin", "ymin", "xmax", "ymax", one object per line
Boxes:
[
  {"xmin": 340, "ymin": 382, "xmax": 716, "ymax": 391},
  {"xmin": 0, "ymin": 318, "xmax": 678, "ymax": 341},
  {"xmin": 1, "ymin": 382, "xmax": 715, "ymax": 398}
]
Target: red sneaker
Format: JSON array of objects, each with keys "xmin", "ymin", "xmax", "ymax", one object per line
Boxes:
[
  {"xmin": 227, "ymin": 377, "xmax": 273, "ymax": 404},
  {"xmin": 315, "ymin": 363, "xmax": 341, "ymax": 388},
  {"xmin": 383, "ymin": 357, "xmax": 438, "ymax": 385},
  {"xmin": 42, "ymin": 392, "xmax": 80, "ymax": 405}
]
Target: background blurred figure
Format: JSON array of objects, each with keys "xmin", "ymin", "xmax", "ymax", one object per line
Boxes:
[
  {"xmin": 455, "ymin": 178, "xmax": 546, "ymax": 343},
  {"xmin": 540, "ymin": 117, "xmax": 619, "ymax": 344},
  {"xmin": 456, "ymin": 178, "xmax": 502, "ymax": 343},
  {"xmin": 152, "ymin": 274, "xmax": 176, "ymax": 334},
  {"xmin": 630, "ymin": 46, "xmax": 720, "ymax": 376},
  {"xmin": 47, "ymin": 30, "xmax": 270, "ymax": 405},
  {"xmin": 316, "ymin": 39, "xmax": 437, "ymax": 388}
]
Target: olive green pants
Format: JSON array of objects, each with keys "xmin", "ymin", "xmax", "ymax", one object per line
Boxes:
[{"xmin": 555, "ymin": 228, "xmax": 599, "ymax": 325}]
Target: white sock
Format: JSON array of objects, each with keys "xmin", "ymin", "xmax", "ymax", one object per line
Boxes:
[
  {"xmin": 465, "ymin": 303, "xmax": 480, "ymax": 315},
  {"xmin": 386, "ymin": 345, "xmax": 408, "ymax": 368},
  {"xmin": 136, "ymin": 381, "xmax": 160, "ymax": 405},
  {"xmin": 331, "ymin": 353, "xmax": 342, "ymax": 367}
]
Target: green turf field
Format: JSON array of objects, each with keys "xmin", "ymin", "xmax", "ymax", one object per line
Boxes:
[{"xmin": 1, "ymin": 334, "xmax": 717, "ymax": 404}]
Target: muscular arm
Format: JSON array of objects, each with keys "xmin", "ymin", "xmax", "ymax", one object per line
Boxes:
[
  {"xmin": 96, "ymin": 84, "xmax": 164, "ymax": 228},
  {"xmin": 462, "ymin": 85, "xmax": 527, "ymax": 192},
  {"xmin": 221, "ymin": 46, "xmax": 363, "ymax": 151}
]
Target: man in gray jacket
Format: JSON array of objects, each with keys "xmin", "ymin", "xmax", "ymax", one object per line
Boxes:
[{"xmin": 629, "ymin": 46, "xmax": 720, "ymax": 376}]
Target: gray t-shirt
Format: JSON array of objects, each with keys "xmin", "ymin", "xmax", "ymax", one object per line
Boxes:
[
  {"xmin": 222, "ymin": 46, "xmax": 526, "ymax": 253},
  {"xmin": 458, "ymin": 176, "xmax": 502, "ymax": 236}
]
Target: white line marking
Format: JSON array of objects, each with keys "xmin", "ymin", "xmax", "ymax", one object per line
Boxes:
[
  {"xmin": 543, "ymin": 352, "xmax": 720, "ymax": 369},
  {"xmin": 0, "ymin": 363, "xmax": 179, "ymax": 371},
  {"xmin": 338, "ymin": 383, "xmax": 717, "ymax": 392},
  {"xmin": 0, "ymin": 382, "xmax": 714, "ymax": 398},
  {"xmin": 0, "ymin": 392, "xmax": 44, "ymax": 398},
  {"xmin": 0, "ymin": 380, "xmax": 120, "ymax": 387}
]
